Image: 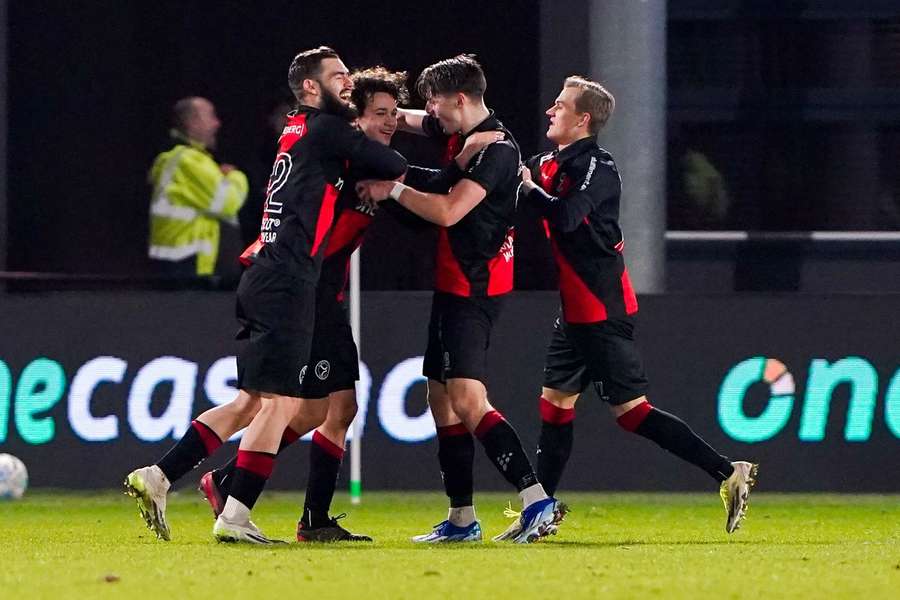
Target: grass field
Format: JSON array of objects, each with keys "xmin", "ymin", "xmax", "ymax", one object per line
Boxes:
[{"xmin": 1, "ymin": 490, "xmax": 898, "ymax": 599}]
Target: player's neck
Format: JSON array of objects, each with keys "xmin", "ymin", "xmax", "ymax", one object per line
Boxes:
[
  {"xmin": 460, "ymin": 103, "xmax": 491, "ymax": 135},
  {"xmin": 557, "ymin": 132, "xmax": 594, "ymax": 152}
]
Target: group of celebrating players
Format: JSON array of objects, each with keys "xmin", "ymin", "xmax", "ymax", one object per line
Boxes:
[{"xmin": 125, "ymin": 46, "xmax": 758, "ymax": 545}]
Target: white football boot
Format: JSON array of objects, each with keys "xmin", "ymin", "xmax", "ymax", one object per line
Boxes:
[
  {"xmin": 124, "ymin": 465, "xmax": 171, "ymax": 541},
  {"xmin": 720, "ymin": 461, "xmax": 759, "ymax": 533}
]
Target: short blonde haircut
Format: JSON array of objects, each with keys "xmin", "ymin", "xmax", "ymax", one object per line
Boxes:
[{"xmin": 564, "ymin": 76, "xmax": 615, "ymax": 134}]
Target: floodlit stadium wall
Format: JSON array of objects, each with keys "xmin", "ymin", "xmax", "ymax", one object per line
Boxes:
[{"xmin": 0, "ymin": 291, "xmax": 897, "ymax": 492}]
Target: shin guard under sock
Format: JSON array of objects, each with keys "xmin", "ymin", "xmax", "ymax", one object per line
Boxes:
[
  {"xmin": 229, "ymin": 450, "xmax": 276, "ymax": 511},
  {"xmin": 436, "ymin": 423, "xmax": 475, "ymax": 507},
  {"xmin": 536, "ymin": 397, "xmax": 574, "ymax": 496},
  {"xmin": 156, "ymin": 420, "xmax": 223, "ymax": 483},
  {"xmin": 215, "ymin": 426, "xmax": 301, "ymax": 495},
  {"xmin": 475, "ymin": 410, "xmax": 538, "ymax": 492},
  {"xmin": 617, "ymin": 402, "xmax": 734, "ymax": 482},
  {"xmin": 302, "ymin": 431, "xmax": 344, "ymax": 527}
]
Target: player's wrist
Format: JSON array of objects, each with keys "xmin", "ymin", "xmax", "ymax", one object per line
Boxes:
[{"xmin": 389, "ymin": 181, "xmax": 408, "ymax": 200}]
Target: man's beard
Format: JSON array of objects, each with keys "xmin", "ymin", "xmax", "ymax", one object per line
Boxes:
[{"xmin": 320, "ymin": 84, "xmax": 358, "ymax": 122}]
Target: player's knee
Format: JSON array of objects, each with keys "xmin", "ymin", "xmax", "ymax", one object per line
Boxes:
[
  {"xmin": 231, "ymin": 391, "xmax": 260, "ymax": 416},
  {"xmin": 447, "ymin": 392, "xmax": 485, "ymax": 424},
  {"xmin": 302, "ymin": 399, "xmax": 329, "ymax": 425},
  {"xmin": 258, "ymin": 396, "xmax": 302, "ymax": 422},
  {"xmin": 328, "ymin": 399, "xmax": 357, "ymax": 430},
  {"xmin": 541, "ymin": 387, "xmax": 579, "ymax": 409},
  {"xmin": 614, "ymin": 397, "xmax": 653, "ymax": 432}
]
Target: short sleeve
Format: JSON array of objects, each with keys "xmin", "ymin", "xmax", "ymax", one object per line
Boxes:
[{"xmin": 460, "ymin": 141, "xmax": 519, "ymax": 195}]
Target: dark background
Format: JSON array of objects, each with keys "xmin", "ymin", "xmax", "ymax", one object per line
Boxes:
[
  {"xmin": 7, "ymin": 0, "xmax": 541, "ymax": 277},
  {"xmin": 9, "ymin": 1, "xmax": 900, "ymax": 288}
]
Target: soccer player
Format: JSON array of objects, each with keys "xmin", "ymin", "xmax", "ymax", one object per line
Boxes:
[
  {"xmin": 125, "ymin": 47, "xmax": 407, "ymax": 544},
  {"xmin": 357, "ymin": 55, "xmax": 563, "ymax": 544},
  {"xmin": 197, "ymin": 67, "xmax": 495, "ymax": 542},
  {"xmin": 498, "ymin": 76, "xmax": 757, "ymax": 539}
]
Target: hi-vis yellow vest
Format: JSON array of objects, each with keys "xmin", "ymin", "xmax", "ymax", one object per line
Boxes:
[{"xmin": 148, "ymin": 139, "xmax": 248, "ymax": 275}]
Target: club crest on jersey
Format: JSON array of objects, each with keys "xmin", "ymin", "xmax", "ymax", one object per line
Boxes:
[
  {"xmin": 557, "ymin": 174, "xmax": 572, "ymax": 195},
  {"xmin": 315, "ymin": 360, "xmax": 331, "ymax": 381}
]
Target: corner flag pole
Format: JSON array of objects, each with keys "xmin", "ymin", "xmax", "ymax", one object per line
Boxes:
[{"xmin": 349, "ymin": 247, "xmax": 362, "ymax": 504}]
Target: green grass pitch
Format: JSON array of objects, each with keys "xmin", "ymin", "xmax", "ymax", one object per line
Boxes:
[{"xmin": 1, "ymin": 491, "xmax": 898, "ymax": 599}]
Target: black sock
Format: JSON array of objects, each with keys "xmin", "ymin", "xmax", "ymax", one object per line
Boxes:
[
  {"xmin": 475, "ymin": 411, "xmax": 538, "ymax": 492},
  {"xmin": 229, "ymin": 450, "xmax": 275, "ymax": 510},
  {"xmin": 156, "ymin": 420, "xmax": 222, "ymax": 483},
  {"xmin": 436, "ymin": 423, "xmax": 475, "ymax": 507},
  {"xmin": 215, "ymin": 426, "xmax": 300, "ymax": 496},
  {"xmin": 618, "ymin": 402, "xmax": 734, "ymax": 483},
  {"xmin": 302, "ymin": 431, "xmax": 343, "ymax": 527},
  {"xmin": 537, "ymin": 398, "xmax": 575, "ymax": 496}
]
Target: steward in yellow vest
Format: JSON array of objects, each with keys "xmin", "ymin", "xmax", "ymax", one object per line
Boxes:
[{"xmin": 148, "ymin": 97, "xmax": 248, "ymax": 276}]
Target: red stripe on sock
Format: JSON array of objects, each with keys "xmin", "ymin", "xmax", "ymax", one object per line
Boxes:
[
  {"xmin": 616, "ymin": 401, "xmax": 653, "ymax": 432},
  {"xmin": 192, "ymin": 420, "xmax": 223, "ymax": 455},
  {"xmin": 436, "ymin": 423, "xmax": 470, "ymax": 438},
  {"xmin": 474, "ymin": 410, "xmax": 506, "ymax": 439},
  {"xmin": 236, "ymin": 450, "xmax": 276, "ymax": 478},
  {"xmin": 539, "ymin": 397, "xmax": 575, "ymax": 425},
  {"xmin": 312, "ymin": 430, "xmax": 344, "ymax": 460},
  {"xmin": 282, "ymin": 426, "xmax": 301, "ymax": 445}
]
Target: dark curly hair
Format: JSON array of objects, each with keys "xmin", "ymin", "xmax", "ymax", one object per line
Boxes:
[{"xmin": 351, "ymin": 67, "xmax": 410, "ymax": 114}]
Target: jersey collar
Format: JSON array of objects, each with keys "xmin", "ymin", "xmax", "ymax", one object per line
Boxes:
[
  {"xmin": 555, "ymin": 136, "xmax": 597, "ymax": 164},
  {"xmin": 464, "ymin": 110, "xmax": 500, "ymax": 136}
]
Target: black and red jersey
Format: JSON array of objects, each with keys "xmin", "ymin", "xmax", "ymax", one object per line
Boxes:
[
  {"xmin": 318, "ymin": 173, "xmax": 376, "ymax": 302},
  {"xmin": 523, "ymin": 137, "xmax": 638, "ymax": 324},
  {"xmin": 416, "ymin": 112, "xmax": 520, "ymax": 297},
  {"xmin": 240, "ymin": 106, "xmax": 406, "ymax": 282}
]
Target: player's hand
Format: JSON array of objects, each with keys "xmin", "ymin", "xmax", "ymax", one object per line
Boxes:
[
  {"xmin": 356, "ymin": 179, "xmax": 396, "ymax": 203},
  {"xmin": 220, "ymin": 163, "xmax": 237, "ymax": 175},
  {"xmin": 519, "ymin": 164, "xmax": 536, "ymax": 191},
  {"xmin": 455, "ymin": 131, "xmax": 504, "ymax": 167}
]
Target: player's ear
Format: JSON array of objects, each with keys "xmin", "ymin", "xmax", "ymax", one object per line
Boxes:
[
  {"xmin": 302, "ymin": 78, "xmax": 320, "ymax": 97},
  {"xmin": 578, "ymin": 112, "xmax": 591, "ymax": 131},
  {"xmin": 456, "ymin": 92, "xmax": 466, "ymax": 108}
]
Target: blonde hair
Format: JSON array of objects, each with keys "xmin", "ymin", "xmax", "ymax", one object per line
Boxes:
[{"xmin": 564, "ymin": 76, "xmax": 615, "ymax": 134}]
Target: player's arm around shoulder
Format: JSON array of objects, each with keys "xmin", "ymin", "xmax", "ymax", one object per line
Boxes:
[
  {"xmin": 357, "ymin": 178, "xmax": 485, "ymax": 228},
  {"xmin": 460, "ymin": 139, "xmax": 520, "ymax": 194},
  {"xmin": 397, "ymin": 108, "xmax": 428, "ymax": 135},
  {"xmin": 318, "ymin": 113, "xmax": 407, "ymax": 179},
  {"xmin": 355, "ymin": 141, "xmax": 516, "ymax": 226},
  {"xmin": 397, "ymin": 140, "xmax": 519, "ymax": 227}
]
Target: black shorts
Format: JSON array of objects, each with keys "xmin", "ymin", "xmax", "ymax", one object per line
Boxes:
[
  {"xmin": 298, "ymin": 291, "xmax": 359, "ymax": 399},
  {"xmin": 542, "ymin": 313, "xmax": 649, "ymax": 405},
  {"xmin": 235, "ymin": 264, "xmax": 315, "ymax": 397},
  {"xmin": 423, "ymin": 292, "xmax": 503, "ymax": 384}
]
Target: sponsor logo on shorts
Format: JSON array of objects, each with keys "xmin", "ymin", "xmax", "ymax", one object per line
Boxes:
[
  {"xmin": 298, "ymin": 365, "xmax": 307, "ymax": 385},
  {"xmin": 443, "ymin": 352, "xmax": 451, "ymax": 370},
  {"xmin": 315, "ymin": 360, "xmax": 331, "ymax": 380}
]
